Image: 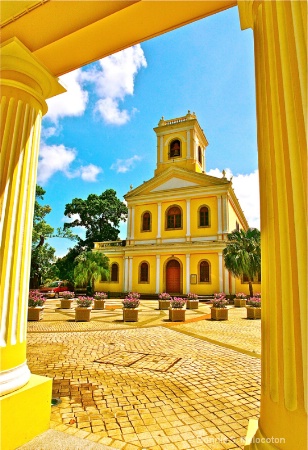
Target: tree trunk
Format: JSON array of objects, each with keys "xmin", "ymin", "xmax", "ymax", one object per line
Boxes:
[{"xmin": 248, "ymin": 280, "xmax": 254, "ymax": 297}]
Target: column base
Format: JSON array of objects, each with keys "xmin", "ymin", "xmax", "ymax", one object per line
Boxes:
[
  {"xmin": 245, "ymin": 419, "xmax": 288, "ymax": 449},
  {"xmin": 244, "ymin": 419, "xmax": 259, "ymax": 449},
  {"xmin": 0, "ymin": 374, "xmax": 52, "ymax": 450}
]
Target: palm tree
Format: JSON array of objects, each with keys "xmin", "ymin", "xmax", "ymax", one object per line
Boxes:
[
  {"xmin": 223, "ymin": 228, "xmax": 261, "ymax": 297},
  {"xmin": 74, "ymin": 251, "xmax": 110, "ymax": 295}
]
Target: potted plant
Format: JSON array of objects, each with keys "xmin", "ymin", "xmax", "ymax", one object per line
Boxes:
[
  {"xmin": 158, "ymin": 292, "xmax": 171, "ymax": 310},
  {"xmin": 169, "ymin": 297, "xmax": 186, "ymax": 322},
  {"xmin": 186, "ymin": 292, "xmax": 199, "ymax": 309},
  {"xmin": 122, "ymin": 292, "xmax": 140, "ymax": 322},
  {"xmin": 234, "ymin": 292, "xmax": 247, "ymax": 308},
  {"xmin": 75, "ymin": 296, "xmax": 93, "ymax": 322},
  {"xmin": 28, "ymin": 290, "xmax": 46, "ymax": 321},
  {"xmin": 246, "ymin": 294, "xmax": 261, "ymax": 319},
  {"xmin": 93, "ymin": 292, "xmax": 108, "ymax": 310},
  {"xmin": 211, "ymin": 293, "xmax": 229, "ymax": 320},
  {"xmin": 60, "ymin": 291, "xmax": 75, "ymax": 309}
]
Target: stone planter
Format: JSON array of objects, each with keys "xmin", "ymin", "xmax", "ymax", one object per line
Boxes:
[
  {"xmin": 28, "ymin": 307, "xmax": 44, "ymax": 321},
  {"xmin": 234, "ymin": 298, "xmax": 247, "ymax": 307},
  {"xmin": 186, "ymin": 300, "xmax": 199, "ymax": 309},
  {"xmin": 123, "ymin": 308, "xmax": 139, "ymax": 322},
  {"xmin": 211, "ymin": 307, "xmax": 228, "ymax": 321},
  {"xmin": 60, "ymin": 299, "xmax": 74, "ymax": 309},
  {"xmin": 93, "ymin": 299, "xmax": 105, "ymax": 310},
  {"xmin": 75, "ymin": 307, "xmax": 91, "ymax": 322},
  {"xmin": 158, "ymin": 300, "xmax": 171, "ymax": 310},
  {"xmin": 169, "ymin": 308, "xmax": 186, "ymax": 322},
  {"xmin": 246, "ymin": 306, "xmax": 261, "ymax": 319}
]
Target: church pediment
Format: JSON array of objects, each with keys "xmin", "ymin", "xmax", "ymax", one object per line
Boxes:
[
  {"xmin": 150, "ymin": 177, "xmax": 199, "ymax": 192},
  {"xmin": 125, "ymin": 167, "xmax": 230, "ymax": 199}
]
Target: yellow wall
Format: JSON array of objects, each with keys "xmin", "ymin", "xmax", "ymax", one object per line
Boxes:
[
  {"xmin": 133, "ymin": 203, "xmax": 158, "ymax": 240},
  {"xmin": 191, "ymin": 197, "xmax": 218, "ymax": 236},
  {"xmin": 234, "ymin": 278, "xmax": 261, "ymax": 296},
  {"xmin": 95, "ymin": 255, "xmax": 123, "ymax": 293},
  {"xmin": 190, "ymin": 253, "xmax": 220, "ymax": 294},
  {"xmin": 132, "ymin": 255, "xmax": 157, "ymax": 293}
]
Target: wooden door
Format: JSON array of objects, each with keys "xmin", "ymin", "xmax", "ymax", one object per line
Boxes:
[{"xmin": 166, "ymin": 259, "xmax": 181, "ymax": 293}]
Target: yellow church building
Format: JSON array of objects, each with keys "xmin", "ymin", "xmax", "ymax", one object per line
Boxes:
[{"xmin": 94, "ymin": 111, "xmax": 259, "ymax": 297}]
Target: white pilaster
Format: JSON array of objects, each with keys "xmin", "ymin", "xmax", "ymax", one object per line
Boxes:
[
  {"xmin": 224, "ymin": 268, "xmax": 230, "ymax": 295},
  {"xmin": 186, "ymin": 130, "xmax": 191, "ymax": 158},
  {"xmin": 186, "ymin": 199, "xmax": 191, "ymax": 241},
  {"xmin": 124, "ymin": 257, "xmax": 129, "ymax": 292},
  {"xmin": 160, "ymin": 136, "xmax": 163, "ymax": 163},
  {"xmin": 155, "ymin": 255, "xmax": 161, "ymax": 294},
  {"xmin": 128, "ymin": 257, "xmax": 133, "ymax": 292},
  {"xmin": 157, "ymin": 202, "xmax": 162, "ymax": 240},
  {"xmin": 218, "ymin": 252, "xmax": 223, "ymax": 292},
  {"xmin": 130, "ymin": 207, "xmax": 135, "ymax": 240},
  {"xmin": 126, "ymin": 207, "xmax": 131, "ymax": 240},
  {"xmin": 222, "ymin": 195, "xmax": 229, "ymax": 234},
  {"xmin": 186, "ymin": 254, "xmax": 190, "ymax": 294},
  {"xmin": 217, "ymin": 197, "xmax": 222, "ymax": 239}
]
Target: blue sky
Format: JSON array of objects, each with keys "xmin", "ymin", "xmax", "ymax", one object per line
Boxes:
[{"xmin": 39, "ymin": 6, "xmax": 259, "ymax": 257}]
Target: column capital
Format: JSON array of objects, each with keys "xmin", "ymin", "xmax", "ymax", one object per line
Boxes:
[
  {"xmin": 238, "ymin": 0, "xmax": 262, "ymax": 30},
  {"xmin": 1, "ymin": 37, "xmax": 65, "ymax": 113}
]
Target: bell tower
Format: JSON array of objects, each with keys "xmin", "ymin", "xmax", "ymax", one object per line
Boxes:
[{"xmin": 153, "ymin": 111, "xmax": 208, "ymax": 176}]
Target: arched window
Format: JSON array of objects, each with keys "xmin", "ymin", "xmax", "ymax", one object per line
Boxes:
[
  {"xmin": 111, "ymin": 263, "xmax": 119, "ymax": 282},
  {"xmin": 199, "ymin": 260, "xmax": 210, "ymax": 283},
  {"xmin": 142, "ymin": 211, "xmax": 151, "ymax": 231},
  {"xmin": 198, "ymin": 146, "xmax": 202, "ymax": 165},
  {"xmin": 139, "ymin": 262, "xmax": 149, "ymax": 283},
  {"xmin": 199, "ymin": 206, "xmax": 210, "ymax": 227},
  {"xmin": 167, "ymin": 206, "xmax": 182, "ymax": 229},
  {"xmin": 169, "ymin": 139, "xmax": 181, "ymax": 158}
]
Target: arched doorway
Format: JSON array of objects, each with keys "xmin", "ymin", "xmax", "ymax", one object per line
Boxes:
[{"xmin": 166, "ymin": 259, "xmax": 181, "ymax": 294}]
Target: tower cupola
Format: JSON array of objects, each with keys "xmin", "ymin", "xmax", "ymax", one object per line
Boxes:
[{"xmin": 153, "ymin": 111, "xmax": 208, "ymax": 176}]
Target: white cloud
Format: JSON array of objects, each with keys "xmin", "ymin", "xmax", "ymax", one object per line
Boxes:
[
  {"xmin": 38, "ymin": 144, "xmax": 102, "ymax": 183},
  {"xmin": 82, "ymin": 44, "xmax": 147, "ymax": 125},
  {"xmin": 80, "ymin": 164, "xmax": 102, "ymax": 182},
  {"xmin": 38, "ymin": 144, "xmax": 77, "ymax": 183},
  {"xmin": 110, "ymin": 155, "xmax": 142, "ymax": 173},
  {"xmin": 95, "ymin": 98, "xmax": 130, "ymax": 125},
  {"xmin": 45, "ymin": 70, "xmax": 88, "ymax": 124},
  {"xmin": 41, "ymin": 126, "xmax": 59, "ymax": 139},
  {"xmin": 207, "ymin": 168, "xmax": 260, "ymax": 229},
  {"xmin": 43, "ymin": 45, "xmax": 146, "ymax": 129}
]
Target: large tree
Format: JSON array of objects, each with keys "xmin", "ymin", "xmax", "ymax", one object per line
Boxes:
[
  {"xmin": 30, "ymin": 186, "xmax": 57, "ymax": 288},
  {"xmin": 223, "ymin": 228, "xmax": 261, "ymax": 297},
  {"xmin": 74, "ymin": 251, "xmax": 110, "ymax": 294},
  {"xmin": 63, "ymin": 189, "xmax": 128, "ymax": 250}
]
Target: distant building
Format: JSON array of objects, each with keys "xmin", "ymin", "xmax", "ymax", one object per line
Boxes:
[{"xmin": 94, "ymin": 112, "xmax": 259, "ymax": 296}]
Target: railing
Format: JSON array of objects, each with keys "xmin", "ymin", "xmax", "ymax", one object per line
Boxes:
[
  {"xmin": 158, "ymin": 111, "xmax": 196, "ymax": 127},
  {"xmin": 94, "ymin": 240, "xmax": 126, "ymax": 249}
]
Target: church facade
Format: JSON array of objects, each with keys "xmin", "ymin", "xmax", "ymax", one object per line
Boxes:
[{"xmin": 94, "ymin": 112, "xmax": 259, "ymax": 296}]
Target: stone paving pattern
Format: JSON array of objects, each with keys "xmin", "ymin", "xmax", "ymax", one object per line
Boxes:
[{"xmin": 26, "ymin": 300, "xmax": 261, "ymax": 449}]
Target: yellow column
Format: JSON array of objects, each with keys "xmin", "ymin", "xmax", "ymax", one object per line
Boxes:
[
  {"xmin": 238, "ymin": 1, "xmax": 307, "ymax": 449},
  {"xmin": 0, "ymin": 38, "xmax": 64, "ymax": 449}
]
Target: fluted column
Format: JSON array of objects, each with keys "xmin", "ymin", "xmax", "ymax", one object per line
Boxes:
[
  {"xmin": 238, "ymin": 1, "xmax": 307, "ymax": 448},
  {"xmin": 0, "ymin": 38, "xmax": 64, "ymax": 397},
  {"xmin": 0, "ymin": 38, "xmax": 64, "ymax": 449}
]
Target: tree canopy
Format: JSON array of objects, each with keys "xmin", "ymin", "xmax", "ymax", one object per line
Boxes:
[
  {"xmin": 30, "ymin": 186, "xmax": 57, "ymax": 287},
  {"xmin": 63, "ymin": 189, "xmax": 128, "ymax": 250},
  {"xmin": 223, "ymin": 228, "xmax": 261, "ymax": 297},
  {"xmin": 74, "ymin": 251, "xmax": 110, "ymax": 294}
]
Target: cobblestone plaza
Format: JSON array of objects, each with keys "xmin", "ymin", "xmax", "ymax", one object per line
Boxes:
[{"xmin": 22, "ymin": 300, "xmax": 261, "ymax": 450}]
